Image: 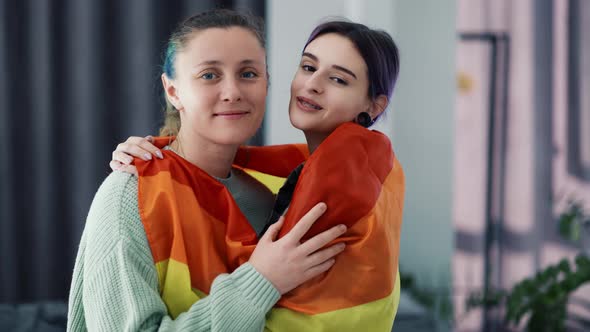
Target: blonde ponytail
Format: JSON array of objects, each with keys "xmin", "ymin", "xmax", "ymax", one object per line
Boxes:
[{"xmin": 159, "ymin": 99, "xmax": 181, "ymax": 137}]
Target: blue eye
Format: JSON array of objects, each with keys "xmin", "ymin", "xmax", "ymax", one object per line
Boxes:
[
  {"xmin": 201, "ymin": 72, "xmax": 218, "ymax": 80},
  {"xmin": 242, "ymin": 71, "xmax": 258, "ymax": 79}
]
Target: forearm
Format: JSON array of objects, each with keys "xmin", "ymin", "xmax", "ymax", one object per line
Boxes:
[
  {"xmin": 71, "ymin": 172, "xmax": 279, "ymax": 332},
  {"xmin": 82, "ymin": 241, "xmax": 278, "ymax": 332},
  {"xmin": 160, "ymin": 263, "xmax": 279, "ymax": 332}
]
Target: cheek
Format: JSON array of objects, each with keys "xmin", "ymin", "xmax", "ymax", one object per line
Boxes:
[
  {"xmin": 250, "ymin": 83, "xmax": 268, "ymax": 107},
  {"xmin": 184, "ymin": 83, "xmax": 216, "ymax": 107},
  {"xmin": 328, "ymin": 95, "xmax": 365, "ymax": 120},
  {"xmin": 290, "ymin": 73, "xmax": 304, "ymax": 94}
]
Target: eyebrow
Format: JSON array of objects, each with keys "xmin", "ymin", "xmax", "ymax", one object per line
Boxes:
[
  {"xmin": 302, "ymin": 52, "xmax": 358, "ymax": 79},
  {"xmin": 196, "ymin": 59, "xmax": 263, "ymax": 67}
]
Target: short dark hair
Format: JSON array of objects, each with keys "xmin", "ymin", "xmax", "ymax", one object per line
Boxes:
[{"xmin": 304, "ymin": 21, "xmax": 400, "ymax": 111}]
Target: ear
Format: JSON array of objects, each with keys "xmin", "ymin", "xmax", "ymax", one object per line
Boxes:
[
  {"xmin": 368, "ymin": 94, "xmax": 388, "ymax": 118},
  {"xmin": 161, "ymin": 73, "xmax": 183, "ymax": 111}
]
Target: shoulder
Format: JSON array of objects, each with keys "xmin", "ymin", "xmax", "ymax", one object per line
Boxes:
[
  {"xmin": 86, "ymin": 171, "xmax": 138, "ymax": 230},
  {"xmin": 95, "ymin": 170, "xmax": 138, "ymax": 201},
  {"xmin": 83, "ymin": 172, "xmax": 147, "ymax": 265}
]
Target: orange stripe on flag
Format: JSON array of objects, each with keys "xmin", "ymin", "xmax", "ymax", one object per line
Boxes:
[{"xmin": 276, "ymin": 165, "xmax": 404, "ymax": 314}]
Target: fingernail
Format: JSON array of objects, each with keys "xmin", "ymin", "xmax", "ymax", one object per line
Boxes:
[
  {"xmin": 339, "ymin": 225, "xmax": 347, "ymax": 232},
  {"xmin": 156, "ymin": 150, "xmax": 163, "ymax": 159},
  {"xmin": 126, "ymin": 158, "xmax": 134, "ymax": 164},
  {"xmin": 338, "ymin": 243, "xmax": 346, "ymax": 250},
  {"xmin": 319, "ymin": 202, "xmax": 327, "ymax": 211},
  {"xmin": 144, "ymin": 153, "xmax": 152, "ymax": 160}
]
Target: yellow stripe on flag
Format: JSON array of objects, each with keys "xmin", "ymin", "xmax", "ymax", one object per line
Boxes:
[
  {"xmin": 243, "ymin": 169, "xmax": 286, "ymax": 194},
  {"xmin": 156, "ymin": 259, "xmax": 204, "ymax": 318},
  {"xmin": 265, "ymin": 270, "xmax": 401, "ymax": 332}
]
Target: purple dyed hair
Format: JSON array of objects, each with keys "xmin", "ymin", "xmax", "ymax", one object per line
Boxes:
[{"xmin": 304, "ymin": 21, "xmax": 400, "ymax": 114}]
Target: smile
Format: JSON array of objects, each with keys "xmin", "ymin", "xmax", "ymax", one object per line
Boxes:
[
  {"xmin": 296, "ymin": 96, "xmax": 323, "ymax": 112},
  {"xmin": 214, "ymin": 111, "xmax": 250, "ymax": 119}
]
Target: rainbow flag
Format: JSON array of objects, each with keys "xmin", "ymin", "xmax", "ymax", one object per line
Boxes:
[{"xmin": 136, "ymin": 122, "xmax": 404, "ymax": 331}]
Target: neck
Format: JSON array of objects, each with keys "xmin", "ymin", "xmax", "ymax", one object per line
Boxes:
[
  {"xmin": 172, "ymin": 129, "xmax": 238, "ymax": 179},
  {"xmin": 304, "ymin": 131, "xmax": 330, "ymax": 154}
]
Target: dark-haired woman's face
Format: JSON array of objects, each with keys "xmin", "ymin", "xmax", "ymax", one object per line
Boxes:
[{"xmin": 289, "ymin": 33, "xmax": 373, "ymax": 135}]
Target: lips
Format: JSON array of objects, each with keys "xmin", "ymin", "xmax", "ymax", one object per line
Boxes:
[
  {"xmin": 214, "ymin": 110, "xmax": 250, "ymax": 119},
  {"xmin": 296, "ymin": 96, "xmax": 323, "ymax": 112}
]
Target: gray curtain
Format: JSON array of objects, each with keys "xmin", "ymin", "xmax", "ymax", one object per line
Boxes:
[{"xmin": 0, "ymin": 0, "xmax": 265, "ymax": 303}]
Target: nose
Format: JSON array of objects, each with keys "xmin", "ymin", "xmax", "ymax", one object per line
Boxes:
[
  {"xmin": 304, "ymin": 72, "xmax": 323, "ymax": 94},
  {"xmin": 220, "ymin": 77, "xmax": 242, "ymax": 102}
]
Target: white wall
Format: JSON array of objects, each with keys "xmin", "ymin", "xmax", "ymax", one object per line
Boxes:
[
  {"xmin": 390, "ymin": 1, "xmax": 456, "ymax": 289},
  {"xmin": 266, "ymin": 0, "xmax": 456, "ymax": 290}
]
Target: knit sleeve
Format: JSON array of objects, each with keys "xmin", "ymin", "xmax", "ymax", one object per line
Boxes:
[{"xmin": 68, "ymin": 171, "xmax": 279, "ymax": 332}]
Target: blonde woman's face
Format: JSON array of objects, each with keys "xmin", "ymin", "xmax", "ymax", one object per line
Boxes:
[
  {"xmin": 288, "ymin": 33, "xmax": 372, "ymax": 135},
  {"xmin": 168, "ymin": 27, "xmax": 268, "ymax": 146}
]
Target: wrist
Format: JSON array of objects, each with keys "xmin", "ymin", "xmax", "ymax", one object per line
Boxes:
[{"xmin": 234, "ymin": 263, "xmax": 281, "ymax": 310}]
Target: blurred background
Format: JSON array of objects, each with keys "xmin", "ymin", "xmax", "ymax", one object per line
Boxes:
[{"xmin": 1, "ymin": 0, "xmax": 589, "ymax": 331}]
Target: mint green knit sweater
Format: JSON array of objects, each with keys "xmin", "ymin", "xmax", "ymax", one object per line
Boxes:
[{"xmin": 67, "ymin": 171, "xmax": 280, "ymax": 331}]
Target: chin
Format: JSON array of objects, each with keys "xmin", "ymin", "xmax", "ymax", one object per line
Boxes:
[
  {"xmin": 289, "ymin": 116, "xmax": 304, "ymax": 131},
  {"xmin": 289, "ymin": 113, "xmax": 321, "ymax": 132},
  {"xmin": 214, "ymin": 134, "xmax": 252, "ymax": 146},
  {"xmin": 224, "ymin": 124, "xmax": 259, "ymax": 142},
  {"xmin": 288, "ymin": 106, "xmax": 306, "ymax": 129},
  {"xmin": 218, "ymin": 119, "xmax": 262, "ymax": 145}
]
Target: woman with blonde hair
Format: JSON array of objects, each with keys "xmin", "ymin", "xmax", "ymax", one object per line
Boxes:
[{"xmin": 68, "ymin": 9, "xmax": 348, "ymax": 332}]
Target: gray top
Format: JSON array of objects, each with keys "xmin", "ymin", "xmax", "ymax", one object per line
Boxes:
[
  {"xmin": 216, "ymin": 167, "xmax": 275, "ymax": 236},
  {"xmin": 164, "ymin": 146, "xmax": 275, "ymax": 237}
]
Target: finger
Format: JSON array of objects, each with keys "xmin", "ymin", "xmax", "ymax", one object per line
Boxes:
[
  {"xmin": 116, "ymin": 142, "xmax": 152, "ymax": 161},
  {"xmin": 283, "ymin": 203, "xmax": 327, "ymax": 244},
  {"xmin": 305, "ymin": 243, "xmax": 345, "ymax": 269},
  {"xmin": 110, "ymin": 160, "xmax": 123, "ymax": 171},
  {"xmin": 127, "ymin": 136, "xmax": 148, "ymax": 144},
  {"xmin": 119, "ymin": 164, "xmax": 138, "ymax": 176},
  {"xmin": 298, "ymin": 224, "xmax": 347, "ymax": 255},
  {"xmin": 145, "ymin": 135, "xmax": 154, "ymax": 143},
  {"xmin": 261, "ymin": 216, "xmax": 285, "ymax": 243},
  {"xmin": 302, "ymin": 258, "xmax": 336, "ymax": 281},
  {"xmin": 113, "ymin": 150, "xmax": 135, "ymax": 165},
  {"xmin": 136, "ymin": 138, "xmax": 163, "ymax": 159}
]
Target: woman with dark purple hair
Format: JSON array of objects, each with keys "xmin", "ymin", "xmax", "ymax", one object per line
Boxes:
[{"xmin": 106, "ymin": 15, "xmax": 404, "ymax": 331}]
